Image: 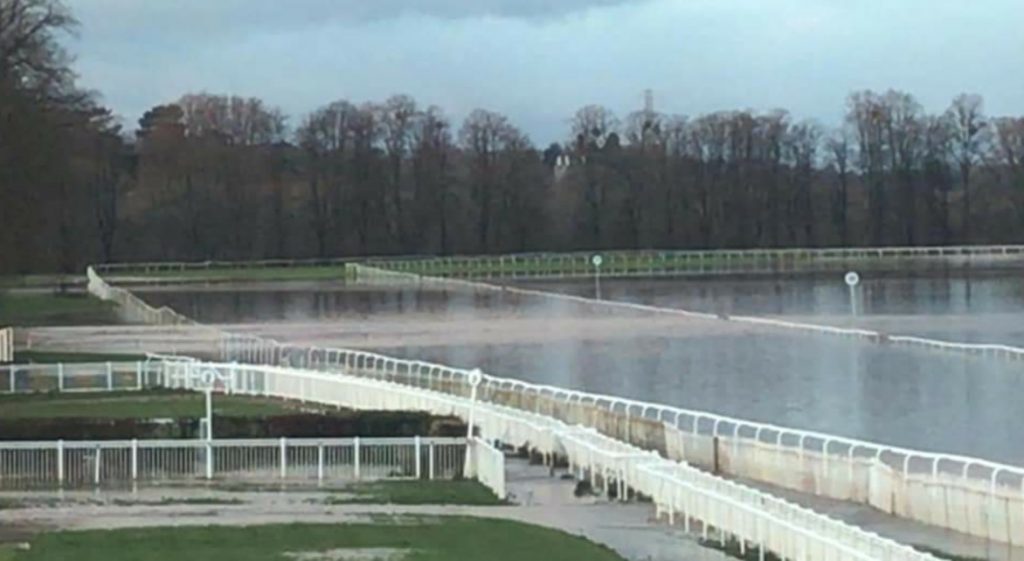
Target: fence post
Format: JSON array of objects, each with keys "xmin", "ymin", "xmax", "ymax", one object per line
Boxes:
[
  {"xmin": 206, "ymin": 441, "xmax": 213, "ymax": 479},
  {"xmin": 58, "ymin": 363, "xmax": 64, "ymax": 392},
  {"xmin": 429, "ymin": 442, "xmax": 435, "ymax": 480},
  {"xmin": 94, "ymin": 445, "xmax": 102, "ymax": 486},
  {"xmin": 317, "ymin": 442, "xmax": 324, "ymax": 483},
  {"xmin": 131, "ymin": 439, "xmax": 138, "ymax": 481},
  {"xmin": 354, "ymin": 436, "xmax": 361, "ymax": 480},
  {"xmin": 8, "ymin": 365, "xmax": 14, "ymax": 393},
  {"xmin": 56, "ymin": 440, "xmax": 64, "ymax": 486},
  {"xmin": 279, "ymin": 437, "xmax": 287, "ymax": 479},
  {"xmin": 106, "ymin": 362, "xmax": 113, "ymax": 390},
  {"xmin": 415, "ymin": 436, "xmax": 422, "ymax": 479},
  {"xmin": 136, "ymin": 362, "xmax": 142, "ymax": 391}
]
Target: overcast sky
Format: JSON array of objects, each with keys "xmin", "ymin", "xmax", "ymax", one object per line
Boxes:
[{"xmin": 65, "ymin": 0, "xmax": 1023, "ymax": 144}]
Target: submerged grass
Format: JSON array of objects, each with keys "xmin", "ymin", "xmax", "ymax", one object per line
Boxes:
[
  {"xmin": 9, "ymin": 517, "xmax": 625, "ymax": 561},
  {"xmin": 316, "ymin": 480, "xmax": 504, "ymax": 506}
]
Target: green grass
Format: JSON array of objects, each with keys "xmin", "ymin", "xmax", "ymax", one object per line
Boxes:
[
  {"xmin": 319, "ymin": 480, "xmax": 504, "ymax": 506},
  {"xmin": 0, "ymin": 390, "xmax": 298, "ymax": 419},
  {"xmin": 12, "ymin": 351, "xmax": 148, "ymax": 364},
  {"xmin": 0, "ymin": 292, "xmax": 118, "ymax": 327},
  {"xmin": 9, "ymin": 518, "xmax": 625, "ymax": 561}
]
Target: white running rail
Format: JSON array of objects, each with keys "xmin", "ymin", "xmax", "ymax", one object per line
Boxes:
[
  {"xmin": 155, "ymin": 358, "xmax": 936, "ymax": 561},
  {"xmin": 353, "ymin": 263, "xmax": 1024, "ymax": 362},
  {"xmin": 0, "ymin": 436, "xmax": 467, "ymax": 489},
  {"xmin": 86, "ymin": 266, "xmax": 1024, "ymax": 546},
  {"xmin": 0, "ymin": 361, "xmax": 163, "ymax": 394}
]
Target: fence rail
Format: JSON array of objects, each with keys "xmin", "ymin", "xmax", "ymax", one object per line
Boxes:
[
  {"xmin": 83, "ymin": 266, "xmax": 1024, "ymax": 549},
  {"xmin": 0, "ymin": 436, "xmax": 467, "ymax": 489},
  {"xmin": 158, "ymin": 358, "xmax": 937, "ymax": 561},
  {"xmin": 0, "ymin": 361, "xmax": 163, "ymax": 394}
]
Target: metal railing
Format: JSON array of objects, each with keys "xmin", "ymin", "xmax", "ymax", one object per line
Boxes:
[
  {"xmin": 156, "ymin": 357, "xmax": 936, "ymax": 561},
  {"xmin": 0, "ymin": 436, "xmax": 467, "ymax": 489},
  {"xmin": 352, "ymin": 263, "xmax": 1024, "ymax": 362},
  {"xmin": 468, "ymin": 437, "xmax": 506, "ymax": 500},
  {"xmin": 0, "ymin": 361, "xmax": 162, "ymax": 394},
  {"xmin": 90, "ymin": 245, "xmax": 1024, "ymax": 280},
  {"xmin": 85, "ymin": 266, "xmax": 1024, "ymax": 546}
]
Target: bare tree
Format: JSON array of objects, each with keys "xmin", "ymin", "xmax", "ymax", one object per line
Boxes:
[
  {"xmin": 826, "ymin": 128, "xmax": 852, "ymax": 245},
  {"xmin": 459, "ymin": 109, "xmax": 514, "ymax": 251},
  {"xmin": 377, "ymin": 94, "xmax": 417, "ymax": 247},
  {"xmin": 947, "ymin": 94, "xmax": 986, "ymax": 242}
]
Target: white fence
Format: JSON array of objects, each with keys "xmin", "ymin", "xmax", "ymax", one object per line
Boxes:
[
  {"xmin": 352, "ymin": 263, "xmax": 1024, "ymax": 363},
  {"xmin": 0, "ymin": 361, "xmax": 163, "ymax": 393},
  {"xmin": 0, "ymin": 327, "xmax": 12, "ymax": 363},
  {"xmin": 0, "ymin": 436, "xmax": 467, "ymax": 489},
  {"xmin": 468, "ymin": 437, "xmax": 506, "ymax": 500},
  {"xmin": 153, "ymin": 358, "xmax": 934, "ymax": 561},
  {"xmin": 90, "ymin": 245, "xmax": 1024, "ymax": 280},
  {"xmin": 84, "ymin": 267, "xmax": 1024, "ymax": 547}
]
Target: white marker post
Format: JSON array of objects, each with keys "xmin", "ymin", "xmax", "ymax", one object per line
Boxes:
[
  {"xmin": 591, "ymin": 254, "xmax": 604, "ymax": 300},
  {"xmin": 844, "ymin": 271, "xmax": 861, "ymax": 316},
  {"xmin": 464, "ymin": 368, "xmax": 483, "ymax": 477}
]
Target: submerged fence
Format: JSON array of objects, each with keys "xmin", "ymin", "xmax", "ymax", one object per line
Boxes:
[
  {"xmin": 84, "ymin": 266, "xmax": 1024, "ymax": 547},
  {"xmin": 0, "ymin": 436, "xmax": 466, "ymax": 489}
]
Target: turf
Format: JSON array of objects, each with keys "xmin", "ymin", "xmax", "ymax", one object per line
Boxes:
[
  {"xmin": 9, "ymin": 518, "xmax": 626, "ymax": 561},
  {"xmin": 12, "ymin": 351, "xmax": 148, "ymax": 364},
  {"xmin": 0, "ymin": 292, "xmax": 118, "ymax": 327},
  {"xmin": 111, "ymin": 264, "xmax": 354, "ymax": 283},
  {"xmin": 320, "ymin": 480, "xmax": 504, "ymax": 506},
  {"xmin": 0, "ymin": 391, "xmax": 297, "ymax": 419}
]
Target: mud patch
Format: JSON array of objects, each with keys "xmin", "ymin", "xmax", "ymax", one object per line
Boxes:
[{"xmin": 283, "ymin": 548, "xmax": 409, "ymax": 561}]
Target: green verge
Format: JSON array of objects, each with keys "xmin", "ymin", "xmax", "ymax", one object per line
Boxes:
[
  {"xmin": 0, "ymin": 390, "xmax": 298, "ymax": 419},
  {"xmin": 7, "ymin": 517, "xmax": 626, "ymax": 561},
  {"xmin": 108, "ymin": 264, "xmax": 354, "ymax": 283},
  {"xmin": 0, "ymin": 292, "xmax": 118, "ymax": 327},
  {"xmin": 319, "ymin": 480, "xmax": 505, "ymax": 506},
  {"xmin": 12, "ymin": 351, "xmax": 148, "ymax": 364}
]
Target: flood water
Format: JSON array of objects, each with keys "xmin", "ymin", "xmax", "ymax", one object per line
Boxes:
[{"xmin": 139, "ymin": 271, "xmax": 1024, "ymax": 465}]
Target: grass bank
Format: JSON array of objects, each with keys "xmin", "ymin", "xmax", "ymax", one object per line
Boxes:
[
  {"xmin": 0, "ymin": 390, "xmax": 296, "ymax": 419},
  {"xmin": 0, "ymin": 292, "xmax": 118, "ymax": 327},
  {"xmin": 3, "ymin": 517, "xmax": 625, "ymax": 561}
]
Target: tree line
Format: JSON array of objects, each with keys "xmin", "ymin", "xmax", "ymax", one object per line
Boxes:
[{"xmin": 2, "ymin": 0, "xmax": 1023, "ymax": 274}]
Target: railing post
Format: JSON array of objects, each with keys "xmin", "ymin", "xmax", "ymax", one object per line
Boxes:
[
  {"xmin": 131, "ymin": 439, "xmax": 138, "ymax": 481},
  {"xmin": 429, "ymin": 442, "xmax": 435, "ymax": 480},
  {"xmin": 354, "ymin": 436, "xmax": 361, "ymax": 480},
  {"xmin": 106, "ymin": 362, "xmax": 113, "ymax": 390},
  {"xmin": 206, "ymin": 441, "xmax": 213, "ymax": 479},
  {"xmin": 317, "ymin": 442, "xmax": 325, "ymax": 483},
  {"xmin": 279, "ymin": 437, "xmax": 287, "ymax": 479},
  {"xmin": 56, "ymin": 440, "xmax": 64, "ymax": 486},
  {"xmin": 8, "ymin": 365, "xmax": 14, "ymax": 393},
  {"xmin": 57, "ymin": 363, "xmax": 64, "ymax": 392},
  {"xmin": 94, "ymin": 445, "xmax": 102, "ymax": 486},
  {"xmin": 415, "ymin": 436, "xmax": 422, "ymax": 479},
  {"xmin": 136, "ymin": 362, "xmax": 143, "ymax": 391}
]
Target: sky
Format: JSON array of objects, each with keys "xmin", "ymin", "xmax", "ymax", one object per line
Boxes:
[{"xmin": 64, "ymin": 0, "xmax": 1023, "ymax": 144}]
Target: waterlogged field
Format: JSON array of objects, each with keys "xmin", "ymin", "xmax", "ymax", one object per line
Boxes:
[
  {"xmin": 2, "ymin": 518, "xmax": 624, "ymax": 561},
  {"xmin": 128, "ymin": 271, "xmax": 1024, "ymax": 463}
]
